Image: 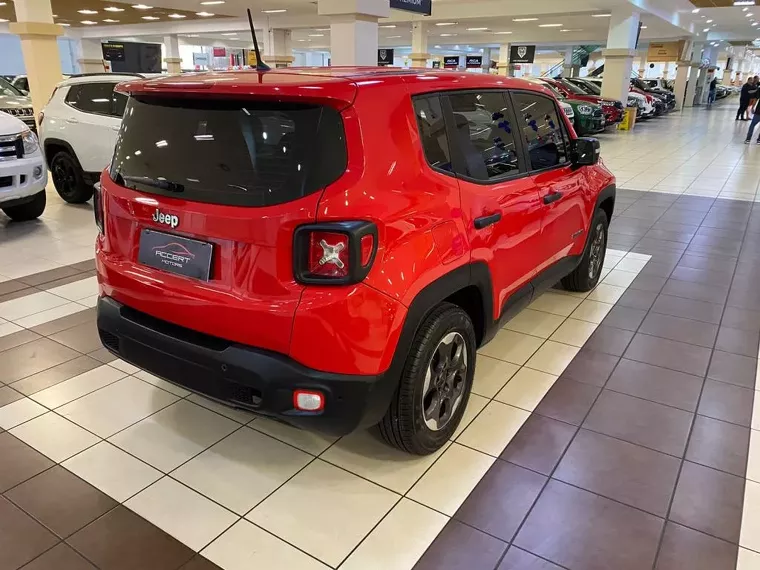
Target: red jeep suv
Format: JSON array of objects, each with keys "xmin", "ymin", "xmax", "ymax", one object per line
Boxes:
[{"xmin": 95, "ymin": 68, "xmax": 615, "ymax": 455}]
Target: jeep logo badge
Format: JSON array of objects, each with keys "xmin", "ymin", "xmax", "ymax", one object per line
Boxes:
[{"xmin": 152, "ymin": 209, "xmax": 179, "ymax": 229}]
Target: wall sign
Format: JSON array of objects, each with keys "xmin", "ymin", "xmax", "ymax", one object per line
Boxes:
[
  {"xmin": 444, "ymin": 56, "xmax": 460, "ymax": 68},
  {"xmin": 466, "ymin": 55, "xmax": 483, "ymax": 68},
  {"xmin": 192, "ymin": 52, "xmax": 209, "ymax": 67},
  {"xmin": 102, "ymin": 43, "xmax": 125, "ymax": 62},
  {"xmin": 647, "ymin": 41, "xmax": 684, "ymax": 63},
  {"xmin": 389, "ymin": 0, "xmax": 432, "ymax": 16},
  {"xmin": 432, "ymin": 60, "xmax": 441, "ymax": 69},
  {"xmin": 212, "ymin": 47, "xmax": 227, "ymax": 58},
  {"xmin": 377, "ymin": 48, "xmax": 394, "ymax": 66},
  {"xmin": 509, "ymin": 45, "xmax": 536, "ymax": 64}
]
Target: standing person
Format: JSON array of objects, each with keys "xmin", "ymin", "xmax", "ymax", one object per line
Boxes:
[
  {"xmin": 745, "ymin": 98, "xmax": 760, "ymax": 144},
  {"xmin": 749, "ymin": 76, "xmax": 760, "ymax": 120},
  {"xmin": 737, "ymin": 77, "xmax": 757, "ymax": 121},
  {"xmin": 708, "ymin": 76, "xmax": 718, "ymax": 107}
]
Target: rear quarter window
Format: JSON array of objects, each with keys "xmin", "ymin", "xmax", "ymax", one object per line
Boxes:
[{"xmin": 109, "ymin": 96, "xmax": 347, "ymax": 207}]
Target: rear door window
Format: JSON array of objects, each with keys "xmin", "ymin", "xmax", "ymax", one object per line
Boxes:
[
  {"xmin": 109, "ymin": 96, "xmax": 347, "ymax": 207},
  {"xmin": 65, "ymin": 83, "xmax": 117, "ymax": 116},
  {"xmin": 511, "ymin": 92, "xmax": 570, "ymax": 171},
  {"xmin": 445, "ymin": 90, "xmax": 522, "ymax": 182},
  {"xmin": 413, "ymin": 95, "xmax": 452, "ymax": 173}
]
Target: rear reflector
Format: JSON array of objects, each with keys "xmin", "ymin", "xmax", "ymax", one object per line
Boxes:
[
  {"xmin": 309, "ymin": 231, "xmax": 349, "ymax": 278},
  {"xmin": 294, "ymin": 390, "xmax": 324, "ymax": 412}
]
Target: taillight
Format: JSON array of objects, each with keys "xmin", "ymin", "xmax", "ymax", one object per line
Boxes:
[
  {"xmin": 93, "ymin": 182, "xmax": 104, "ymax": 234},
  {"xmin": 294, "ymin": 221, "xmax": 377, "ymax": 285}
]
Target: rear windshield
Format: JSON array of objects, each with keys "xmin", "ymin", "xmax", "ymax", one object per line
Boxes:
[{"xmin": 109, "ymin": 96, "xmax": 347, "ymax": 207}]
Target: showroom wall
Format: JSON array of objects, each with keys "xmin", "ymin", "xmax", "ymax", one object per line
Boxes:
[{"xmin": 0, "ymin": 34, "xmax": 78, "ymax": 75}]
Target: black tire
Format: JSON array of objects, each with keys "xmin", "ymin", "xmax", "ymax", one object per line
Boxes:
[
  {"xmin": 379, "ymin": 303, "xmax": 476, "ymax": 455},
  {"xmin": 561, "ymin": 208, "xmax": 608, "ymax": 292},
  {"xmin": 2, "ymin": 190, "xmax": 46, "ymax": 222},
  {"xmin": 51, "ymin": 151, "xmax": 93, "ymax": 204}
]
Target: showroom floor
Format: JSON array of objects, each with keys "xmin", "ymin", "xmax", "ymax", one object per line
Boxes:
[{"xmin": 1, "ymin": 101, "xmax": 760, "ymax": 570}]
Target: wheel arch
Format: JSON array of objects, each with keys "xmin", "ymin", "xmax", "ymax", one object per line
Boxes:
[
  {"xmin": 43, "ymin": 137, "xmax": 81, "ymax": 170},
  {"xmin": 596, "ymin": 183, "xmax": 616, "ymax": 223}
]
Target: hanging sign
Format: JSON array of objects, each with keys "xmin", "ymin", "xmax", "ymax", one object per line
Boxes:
[
  {"xmin": 647, "ymin": 41, "xmax": 683, "ymax": 63},
  {"xmin": 102, "ymin": 43, "xmax": 125, "ymax": 62},
  {"xmin": 509, "ymin": 45, "xmax": 536, "ymax": 64},
  {"xmin": 466, "ymin": 55, "xmax": 483, "ymax": 68},
  {"xmin": 192, "ymin": 52, "xmax": 209, "ymax": 66},
  {"xmin": 432, "ymin": 60, "xmax": 441, "ymax": 69},
  {"xmin": 212, "ymin": 47, "xmax": 227, "ymax": 58},
  {"xmin": 389, "ymin": 0, "xmax": 432, "ymax": 16},
  {"xmin": 377, "ymin": 48, "xmax": 394, "ymax": 66},
  {"xmin": 444, "ymin": 56, "xmax": 460, "ymax": 68}
]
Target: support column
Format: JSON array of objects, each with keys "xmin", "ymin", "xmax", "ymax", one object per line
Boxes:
[
  {"xmin": 663, "ymin": 62, "xmax": 671, "ymax": 80},
  {"xmin": 9, "ymin": 0, "xmax": 63, "ymax": 119},
  {"xmin": 684, "ymin": 42, "xmax": 703, "ymax": 108},
  {"xmin": 163, "ymin": 34, "xmax": 181, "ymax": 74},
  {"xmin": 76, "ymin": 38, "xmax": 106, "ymax": 74},
  {"xmin": 410, "ymin": 22, "xmax": 429, "ymax": 68},
  {"xmin": 724, "ymin": 62, "xmax": 733, "ymax": 86},
  {"xmin": 674, "ymin": 60, "xmax": 690, "ymax": 111},
  {"xmin": 563, "ymin": 46, "xmax": 573, "ymax": 77},
  {"xmin": 601, "ymin": 9, "xmax": 640, "ymax": 103},
  {"xmin": 638, "ymin": 50, "xmax": 648, "ymax": 77},
  {"xmin": 263, "ymin": 28, "xmax": 293, "ymax": 68},
  {"xmin": 695, "ymin": 46, "xmax": 715, "ymax": 105},
  {"xmin": 496, "ymin": 44, "xmax": 510, "ymax": 77},
  {"xmin": 318, "ymin": 0, "xmax": 389, "ymax": 66}
]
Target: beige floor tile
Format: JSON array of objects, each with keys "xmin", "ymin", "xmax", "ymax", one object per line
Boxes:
[
  {"xmin": 602, "ymin": 269, "xmax": 638, "ymax": 288},
  {"xmin": 126, "ymin": 477, "xmax": 238, "ymax": 551},
  {"xmin": 185, "ymin": 393, "xmax": 257, "ymax": 425},
  {"xmin": 549, "ymin": 319, "xmax": 599, "ymax": 347},
  {"xmin": 472, "ymin": 355, "xmax": 520, "ymax": 399},
  {"xmin": 529, "ymin": 292, "xmax": 583, "ymax": 317},
  {"xmin": 407, "ymin": 442, "xmax": 494, "ymax": 515},
  {"xmin": 738, "ymin": 548, "xmax": 760, "ymax": 570},
  {"xmin": 495, "ymin": 368, "xmax": 558, "ymax": 412},
  {"xmin": 134, "ymin": 370, "xmax": 191, "ymax": 398},
  {"xmin": 614, "ymin": 257, "xmax": 650, "ymax": 273},
  {"xmin": 0, "ymin": 397, "xmax": 47, "ymax": 430},
  {"xmin": 109, "ymin": 400, "xmax": 239, "ymax": 472},
  {"xmin": 249, "ymin": 417, "xmax": 338, "ymax": 456},
  {"xmin": 525, "ymin": 341, "xmax": 580, "ymax": 376},
  {"xmin": 29, "ymin": 365, "xmax": 126, "ymax": 409},
  {"xmin": 741, "ymin": 479, "xmax": 760, "ymax": 553},
  {"xmin": 457, "ymin": 400, "xmax": 530, "ymax": 456},
  {"xmin": 322, "ymin": 430, "xmax": 449, "ymax": 494},
  {"xmin": 340, "ymin": 498, "xmax": 448, "ymax": 570},
  {"xmin": 63, "ymin": 441, "xmax": 162, "ymax": 502},
  {"xmin": 0, "ymin": 291, "xmax": 69, "ymax": 321},
  {"xmin": 503, "ymin": 309, "xmax": 565, "ymax": 339},
  {"xmin": 173, "ymin": 426, "xmax": 311, "ymax": 515},
  {"xmin": 754, "ymin": 398, "xmax": 760, "ymax": 431},
  {"xmin": 203, "ymin": 520, "xmax": 330, "ymax": 570},
  {"xmin": 109, "ymin": 359, "xmax": 140, "ymax": 374},
  {"xmin": 588, "ymin": 283, "xmax": 627, "ymax": 304},
  {"xmin": 570, "ymin": 299, "xmax": 614, "ymax": 324},
  {"xmin": 749, "ymin": 429, "xmax": 760, "ymax": 484},
  {"xmin": 451, "ymin": 393, "xmax": 489, "ymax": 440},
  {"xmin": 10, "ymin": 412, "xmax": 99, "ymax": 462},
  {"xmin": 478, "ymin": 329, "xmax": 544, "ymax": 365},
  {"xmin": 248, "ymin": 459, "xmax": 398, "ymax": 567}
]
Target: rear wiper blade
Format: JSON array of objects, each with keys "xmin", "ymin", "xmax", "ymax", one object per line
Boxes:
[{"xmin": 121, "ymin": 175, "xmax": 185, "ymax": 193}]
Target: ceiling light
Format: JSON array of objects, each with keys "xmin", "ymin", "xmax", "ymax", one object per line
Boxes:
[
  {"xmin": 60, "ymin": 22, "xmax": 70, "ymax": 26},
  {"xmin": 308, "ymin": 33, "xmax": 324, "ymax": 37},
  {"xmin": 221, "ymin": 32, "xmax": 237, "ymax": 36},
  {"xmin": 262, "ymin": 9, "xmax": 286, "ymax": 12},
  {"xmin": 0, "ymin": 18, "xmax": 9, "ymax": 22},
  {"xmin": 315, "ymin": 28, "xmax": 329, "ymax": 31},
  {"xmin": 52, "ymin": 13, "xmax": 57, "ymax": 16},
  {"xmin": 748, "ymin": 13, "xmax": 754, "ymax": 17},
  {"xmin": 494, "ymin": 31, "xmax": 513, "ymax": 34},
  {"xmin": 561, "ymin": 29, "xmax": 583, "ymax": 32},
  {"xmin": 388, "ymin": 35, "xmax": 401, "ymax": 38},
  {"xmin": 436, "ymin": 22, "xmax": 456, "ymax": 26},
  {"xmin": 466, "ymin": 27, "xmax": 488, "ymax": 31},
  {"xmin": 132, "ymin": 4, "xmax": 152, "ymax": 9},
  {"xmin": 81, "ymin": 20, "xmax": 97, "ymax": 24},
  {"xmin": 200, "ymin": 0, "xmax": 224, "ymax": 3},
  {"xmin": 736, "ymin": 1, "xmax": 756, "ymax": 5},
  {"xmin": 706, "ymin": 19, "xmax": 713, "ymax": 23},
  {"xmin": 592, "ymin": 14, "xmax": 611, "ymax": 17},
  {"xmin": 692, "ymin": 8, "xmax": 700, "ymax": 13},
  {"xmin": 0, "ymin": 2, "xmax": 6, "ymax": 5},
  {"xmin": 102, "ymin": 18, "xmax": 119, "ymax": 22},
  {"xmin": 186, "ymin": 34, "xmax": 199, "ymax": 37},
  {"xmin": 380, "ymin": 25, "xmax": 396, "ymax": 28},
  {"xmin": 539, "ymin": 23, "xmax": 563, "ymax": 27},
  {"xmin": 142, "ymin": 15, "xmax": 159, "ymax": 20},
  {"xmin": 196, "ymin": 11, "xmax": 214, "ymax": 16},
  {"xmin": 513, "ymin": 18, "xmax": 538, "ymax": 22},
  {"xmin": 440, "ymin": 33, "xmax": 457, "ymax": 36},
  {"xmin": 703, "ymin": 27, "xmax": 710, "ymax": 31},
  {"xmin": 434, "ymin": 44, "xmax": 441, "ymax": 48},
  {"xmin": 168, "ymin": 13, "xmax": 185, "ymax": 18},
  {"xmin": 104, "ymin": 6, "xmax": 124, "ymax": 11},
  {"xmin": 78, "ymin": 9, "xmax": 98, "ymax": 14}
]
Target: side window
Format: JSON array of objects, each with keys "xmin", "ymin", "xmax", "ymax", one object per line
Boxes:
[
  {"xmin": 512, "ymin": 92, "xmax": 570, "ymax": 171},
  {"xmin": 64, "ymin": 82, "xmax": 117, "ymax": 115},
  {"xmin": 112, "ymin": 92, "xmax": 128, "ymax": 118},
  {"xmin": 446, "ymin": 91, "xmax": 520, "ymax": 181},
  {"xmin": 413, "ymin": 96, "xmax": 452, "ymax": 173}
]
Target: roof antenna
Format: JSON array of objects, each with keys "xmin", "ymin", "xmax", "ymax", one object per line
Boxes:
[{"xmin": 247, "ymin": 8, "xmax": 271, "ymax": 72}]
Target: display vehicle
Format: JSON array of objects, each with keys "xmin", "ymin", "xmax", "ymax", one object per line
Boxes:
[
  {"xmin": 543, "ymin": 77, "xmax": 625, "ymax": 125},
  {"xmin": 578, "ymin": 78, "xmax": 655, "ymax": 119},
  {"xmin": 0, "ymin": 111, "xmax": 47, "ymax": 221},
  {"xmin": 95, "ymin": 67, "xmax": 616, "ymax": 454},
  {"xmin": 0, "ymin": 77, "xmax": 36, "ymax": 133},
  {"xmin": 525, "ymin": 78, "xmax": 605, "ymax": 134}
]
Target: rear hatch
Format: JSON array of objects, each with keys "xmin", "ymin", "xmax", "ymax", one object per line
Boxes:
[{"xmin": 99, "ymin": 72, "xmax": 355, "ymax": 353}]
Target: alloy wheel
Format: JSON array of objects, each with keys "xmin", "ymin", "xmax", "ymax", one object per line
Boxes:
[
  {"xmin": 52, "ymin": 159, "xmax": 77, "ymax": 198},
  {"xmin": 421, "ymin": 332, "xmax": 468, "ymax": 431},
  {"xmin": 588, "ymin": 222, "xmax": 605, "ymax": 280}
]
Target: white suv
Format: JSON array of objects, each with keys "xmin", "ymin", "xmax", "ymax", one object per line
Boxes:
[
  {"xmin": 39, "ymin": 73, "xmax": 141, "ymax": 204},
  {"xmin": 0, "ymin": 111, "xmax": 47, "ymax": 221}
]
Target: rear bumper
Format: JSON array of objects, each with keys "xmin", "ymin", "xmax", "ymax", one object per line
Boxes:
[{"xmin": 97, "ymin": 295, "xmax": 394, "ymax": 436}]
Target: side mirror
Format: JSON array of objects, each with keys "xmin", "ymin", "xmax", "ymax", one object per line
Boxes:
[{"xmin": 571, "ymin": 137, "xmax": 600, "ymax": 167}]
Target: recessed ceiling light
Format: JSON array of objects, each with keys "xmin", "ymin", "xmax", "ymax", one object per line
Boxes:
[
  {"xmin": 0, "ymin": 18, "xmax": 9, "ymax": 22},
  {"xmin": 539, "ymin": 23, "xmax": 563, "ymax": 27},
  {"xmin": 168, "ymin": 13, "xmax": 186, "ymax": 18},
  {"xmin": 703, "ymin": 27, "xmax": 710, "ymax": 31},
  {"xmin": 60, "ymin": 22, "xmax": 70, "ymax": 26},
  {"xmin": 641, "ymin": 25, "xmax": 648, "ymax": 29},
  {"xmin": 196, "ymin": 11, "xmax": 214, "ymax": 16},
  {"xmin": 494, "ymin": 31, "xmax": 513, "ymax": 34},
  {"xmin": 315, "ymin": 28, "xmax": 329, "ymax": 31},
  {"xmin": 142, "ymin": 15, "xmax": 159, "ymax": 20},
  {"xmin": 513, "ymin": 18, "xmax": 538, "ymax": 22},
  {"xmin": 52, "ymin": 13, "xmax": 57, "ymax": 16},
  {"xmin": 187, "ymin": 34, "xmax": 199, "ymax": 37},
  {"xmin": 754, "ymin": 22, "xmax": 759, "ymax": 25},
  {"xmin": 380, "ymin": 25, "xmax": 396, "ymax": 28},
  {"xmin": 81, "ymin": 20, "xmax": 97, "ymax": 24},
  {"xmin": 104, "ymin": 6, "xmax": 124, "ymax": 11},
  {"xmin": 561, "ymin": 29, "xmax": 583, "ymax": 32},
  {"xmin": 692, "ymin": 8, "xmax": 700, "ymax": 13},
  {"xmin": 706, "ymin": 19, "xmax": 713, "ymax": 23},
  {"xmin": 0, "ymin": 3, "xmax": 7, "ymax": 6},
  {"xmin": 748, "ymin": 13, "xmax": 754, "ymax": 16},
  {"xmin": 435, "ymin": 22, "xmax": 456, "ymax": 26},
  {"xmin": 466, "ymin": 27, "xmax": 488, "ymax": 31},
  {"xmin": 78, "ymin": 9, "xmax": 98, "ymax": 14},
  {"xmin": 592, "ymin": 14, "xmax": 611, "ymax": 17},
  {"xmin": 102, "ymin": 18, "xmax": 119, "ymax": 22},
  {"xmin": 221, "ymin": 32, "xmax": 236, "ymax": 36},
  {"xmin": 132, "ymin": 4, "xmax": 152, "ymax": 9},
  {"xmin": 308, "ymin": 33, "xmax": 324, "ymax": 37},
  {"xmin": 200, "ymin": 0, "xmax": 224, "ymax": 4},
  {"xmin": 262, "ymin": 8, "xmax": 286, "ymax": 13},
  {"xmin": 439, "ymin": 33, "xmax": 457, "ymax": 36},
  {"xmin": 387, "ymin": 35, "xmax": 401, "ymax": 38}
]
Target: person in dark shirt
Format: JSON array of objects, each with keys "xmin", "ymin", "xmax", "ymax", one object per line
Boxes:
[
  {"xmin": 708, "ymin": 77, "xmax": 718, "ymax": 107},
  {"xmin": 745, "ymin": 98, "xmax": 760, "ymax": 144},
  {"xmin": 737, "ymin": 77, "xmax": 758, "ymax": 121}
]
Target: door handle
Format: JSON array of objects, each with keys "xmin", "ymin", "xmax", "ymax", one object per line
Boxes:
[
  {"xmin": 474, "ymin": 212, "xmax": 502, "ymax": 230},
  {"xmin": 543, "ymin": 192, "xmax": 563, "ymax": 205}
]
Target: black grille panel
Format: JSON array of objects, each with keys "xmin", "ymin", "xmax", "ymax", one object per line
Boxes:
[{"xmin": 100, "ymin": 331, "xmax": 120, "ymax": 352}]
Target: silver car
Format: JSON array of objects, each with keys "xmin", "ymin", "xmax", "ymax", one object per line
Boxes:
[{"xmin": 0, "ymin": 77, "xmax": 35, "ymax": 133}]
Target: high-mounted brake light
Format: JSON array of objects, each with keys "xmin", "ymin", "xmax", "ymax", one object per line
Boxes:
[
  {"xmin": 93, "ymin": 182, "xmax": 104, "ymax": 234},
  {"xmin": 294, "ymin": 221, "xmax": 378, "ymax": 285}
]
